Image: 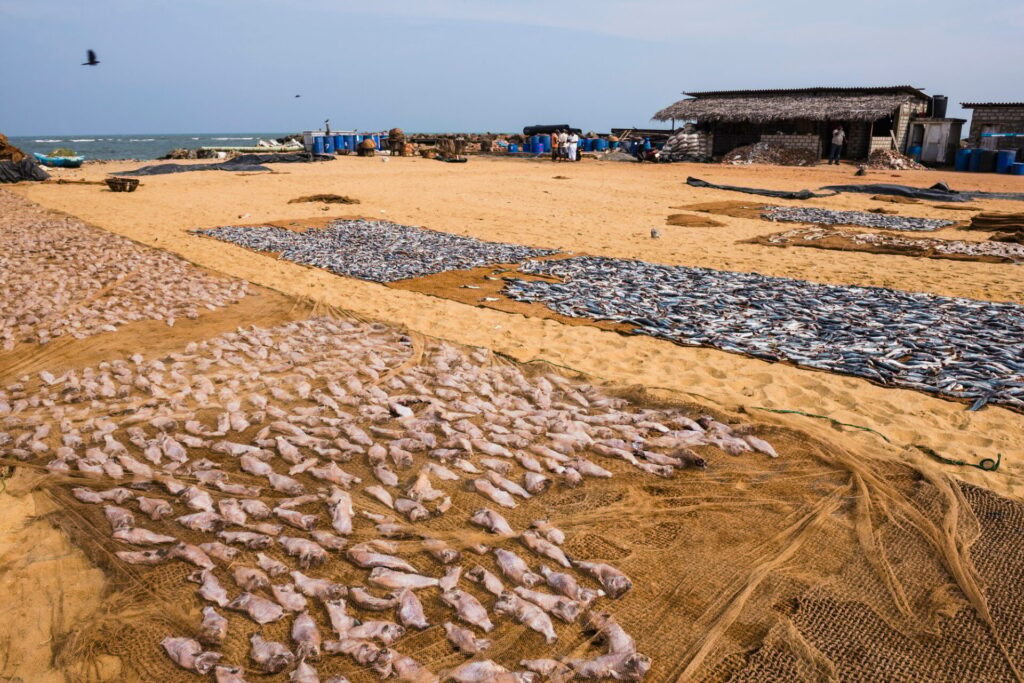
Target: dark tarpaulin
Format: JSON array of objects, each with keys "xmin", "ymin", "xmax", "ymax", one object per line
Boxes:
[
  {"xmin": 820, "ymin": 182, "xmax": 1024, "ymax": 203},
  {"xmin": 0, "ymin": 158, "xmax": 50, "ymax": 183},
  {"xmin": 523, "ymin": 124, "xmax": 582, "ymax": 136},
  {"xmin": 115, "ymin": 152, "xmax": 332, "ymax": 177},
  {"xmin": 686, "ymin": 177, "xmax": 837, "ymax": 200}
]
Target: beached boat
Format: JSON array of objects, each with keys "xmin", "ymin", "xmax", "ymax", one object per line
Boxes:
[{"xmin": 33, "ymin": 152, "xmax": 85, "ymax": 168}]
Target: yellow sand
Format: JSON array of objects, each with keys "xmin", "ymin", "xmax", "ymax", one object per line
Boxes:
[{"xmin": 4, "ymin": 155, "xmax": 1023, "ymax": 679}]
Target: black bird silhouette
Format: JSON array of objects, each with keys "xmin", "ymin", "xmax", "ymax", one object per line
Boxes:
[
  {"xmin": 82, "ymin": 49, "xmax": 99, "ymax": 66},
  {"xmin": 294, "ymin": 94, "xmax": 301, "ymax": 98}
]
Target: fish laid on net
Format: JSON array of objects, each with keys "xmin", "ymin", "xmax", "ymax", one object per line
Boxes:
[
  {"xmin": 192, "ymin": 220, "xmax": 559, "ymax": 283},
  {"xmin": 0, "ymin": 191, "xmax": 248, "ymax": 350},
  {"xmin": 2, "ymin": 314, "xmax": 780, "ymax": 681},
  {"xmin": 762, "ymin": 226, "xmax": 1024, "ymax": 264},
  {"xmin": 762, "ymin": 206, "xmax": 956, "ymax": 232},
  {"xmin": 502, "ymin": 256, "xmax": 1024, "ymax": 411}
]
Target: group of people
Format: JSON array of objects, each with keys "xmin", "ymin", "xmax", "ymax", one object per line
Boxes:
[{"xmin": 551, "ymin": 129, "xmax": 581, "ymax": 162}]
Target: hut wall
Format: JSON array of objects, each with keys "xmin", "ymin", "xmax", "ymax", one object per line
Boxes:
[
  {"xmin": 966, "ymin": 106, "xmax": 1024, "ymax": 150},
  {"xmin": 761, "ymin": 133, "xmax": 821, "ymax": 158},
  {"xmin": 845, "ymin": 122, "xmax": 872, "ymax": 159},
  {"xmin": 894, "ymin": 101, "xmax": 928, "ymax": 152}
]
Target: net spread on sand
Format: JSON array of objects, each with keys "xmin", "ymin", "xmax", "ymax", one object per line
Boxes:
[
  {"xmin": 193, "ymin": 220, "xmax": 559, "ymax": 283},
  {"xmin": 502, "ymin": 256, "xmax": 1024, "ymax": 412},
  {"xmin": 0, "ymin": 192, "xmax": 248, "ymax": 351},
  {"xmin": 4, "ymin": 190, "xmax": 1024, "ymax": 683}
]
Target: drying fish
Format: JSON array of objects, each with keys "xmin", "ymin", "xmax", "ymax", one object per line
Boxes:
[
  {"xmin": 113, "ymin": 527, "xmax": 177, "ymax": 545},
  {"xmin": 273, "ymin": 583, "xmax": 309, "ymax": 612},
  {"xmin": 347, "ymin": 621, "xmax": 406, "ymax": 646},
  {"xmin": 466, "ymin": 565, "xmax": 505, "ymax": 596},
  {"xmin": 327, "ymin": 488, "xmax": 354, "ymax": 534},
  {"xmin": 290, "ymin": 660, "xmax": 320, "ymax": 683},
  {"xmin": 513, "ymin": 586, "xmax": 580, "ymax": 622},
  {"xmin": 348, "ymin": 587, "xmax": 398, "ymax": 611},
  {"xmin": 582, "ymin": 611, "xmax": 636, "ymax": 654},
  {"xmin": 198, "ymin": 606, "xmax": 228, "ymax": 646},
  {"xmin": 573, "ymin": 560, "xmax": 632, "ymax": 598},
  {"xmin": 161, "ymin": 636, "xmax": 222, "ymax": 675},
  {"xmin": 367, "ymin": 567, "xmax": 439, "ymax": 590},
  {"xmin": 257, "ymin": 552, "xmax": 289, "ymax": 576},
  {"xmin": 494, "ymin": 548, "xmax": 543, "ymax": 587},
  {"xmin": 292, "ymin": 611, "xmax": 322, "ymax": 661},
  {"xmin": 470, "ymin": 508, "xmax": 515, "ymax": 536},
  {"xmin": 563, "ymin": 652, "xmax": 651, "ymax": 681},
  {"xmin": 522, "ymin": 472, "xmax": 551, "ymax": 494},
  {"xmin": 310, "ymin": 530, "xmax": 347, "ymax": 552},
  {"xmin": 441, "ymin": 589, "xmax": 494, "ymax": 632},
  {"xmin": 268, "ymin": 473, "xmax": 306, "ymax": 495},
  {"xmin": 439, "ymin": 566, "xmax": 462, "ymax": 592},
  {"xmin": 443, "ymin": 621, "xmax": 491, "ymax": 656},
  {"xmin": 228, "ymin": 592, "xmax": 284, "ymax": 624},
  {"xmin": 529, "ymin": 520, "xmax": 565, "ymax": 546},
  {"xmin": 169, "ymin": 543, "xmax": 215, "ymax": 569},
  {"xmin": 520, "ymin": 531, "xmax": 572, "ymax": 568},
  {"xmin": 249, "ymin": 633, "xmax": 295, "ymax": 673},
  {"xmin": 538, "ymin": 565, "xmax": 603, "ymax": 605},
  {"xmin": 284, "ymin": 572, "xmax": 344, "ymax": 603},
  {"xmin": 104, "ymin": 505, "xmax": 135, "ymax": 531},
  {"xmin": 117, "ymin": 549, "xmax": 168, "ymax": 565},
  {"xmin": 472, "ymin": 479, "xmax": 517, "ymax": 508},
  {"xmin": 309, "ymin": 462, "xmax": 361, "ymax": 488},
  {"xmin": 421, "ymin": 537, "xmax": 461, "ymax": 564},
  {"xmin": 365, "ymin": 485, "xmax": 395, "ymax": 509},
  {"xmin": 177, "ymin": 511, "xmax": 224, "ymax": 533},
  {"xmin": 214, "ymin": 665, "xmax": 249, "ymax": 683},
  {"xmin": 392, "ymin": 653, "xmax": 439, "ymax": 683},
  {"xmin": 181, "ymin": 486, "xmax": 215, "ymax": 512},
  {"xmin": 494, "ymin": 591, "xmax": 557, "ymax": 644},
  {"xmin": 279, "ymin": 536, "xmax": 328, "ymax": 568},
  {"xmin": 218, "ymin": 530, "xmax": 273, "ymax": 550},
  {"xmin": 232, "ymin": 565, "xmax": 270, "ymax": 592},
  {"xmin": 324, "ymin": 599, "xmax": 358, "ymax": 637},
  {"xmin": 445, "ymin": 660, "xmax": 513, "ymax": 683},
  {"xmin": 396, "ymin": 588, "xmax": 430, "ymax": 629},
  {"xmin": 407, "ymin": 471, "xmax": 446, "ymax": 502},
  {"xmin": 374, "ymin": 464, "xmax": 400, "ymax": 487},
  {"xmin": 347, "ymin": 548, "xmax": 418, "ymax": 573},
  {"xmin": 274, "ymin": 507, "xmax": 319, "ymax": 531},
  {"xmin": 394, "ymin": 497, "xmax": 431, "ymax": 522}
]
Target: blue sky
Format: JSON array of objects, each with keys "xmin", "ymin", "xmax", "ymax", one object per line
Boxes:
[{"xmin": 2, "ymin": 0, "xmax": 1021, "ymax": 135}]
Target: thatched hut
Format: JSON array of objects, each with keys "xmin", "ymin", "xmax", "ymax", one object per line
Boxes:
[{"xmin": 653, "ymin": 86, "xmax": 931, "ymax": 160}]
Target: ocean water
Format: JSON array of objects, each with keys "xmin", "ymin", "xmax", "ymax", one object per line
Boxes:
[{"xmin": 8, "ymin": 133, "xmax": 290, "ymax": 161}]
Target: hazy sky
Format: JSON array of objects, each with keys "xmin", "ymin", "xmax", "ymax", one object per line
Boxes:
[{"xmin": 2, "ymin": 0, "xmax": 1022, "ymax": 135}]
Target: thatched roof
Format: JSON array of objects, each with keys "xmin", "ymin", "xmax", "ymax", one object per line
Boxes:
[{"xmin": 653, "ymin": 86, "xmax": 929, "ymax": 124}]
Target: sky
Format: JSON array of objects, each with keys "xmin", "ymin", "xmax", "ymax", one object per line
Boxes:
[{"xmin": 1, "ymin": 0, "xmax": 1022, "ymax": 135}]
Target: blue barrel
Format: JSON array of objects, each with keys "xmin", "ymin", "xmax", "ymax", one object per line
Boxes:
[
  {"xmin": 333, "ymin": 134, "xmax": 345, "ymax": 151},
  {"xmin": 312, "ymin": 136, "xmax": 325, "ymax": 155},
  {"xmin": 345, "ymin": 135, "xmax": 356, "ymax": 150},
  {"xmin": 968, "ymin": 148, "xmax": 983, "ymax": 172},
  {"xmin": 954, "ymin": 148, "xmax": 972, "ymax": 172},
  {"xmin": 908, "ymin": 145, "xmax": 922, "ymax": 161},
  {"xmin": 595, "ymin": 138, "xmax": 608, "ymax": 152},
  {"xmin": 540, "ymin": 135, "xmax": 551, "ymax": 152},
  {"xmin": 508, "ymin": 143, "xmax": 518, "ymax": 154},
  {"xmin": 1012, "ymin": 163, "xmax": 1024, "ymax": 176},
  {"xmin": 996, "ymin": 150, "xmax": 1017, "ymax": 173},
  {"xmin": 610, "ymin": 141, "xmax": 620, "ymax": 150},
  {"xmin": 323, "ymin": 135, "xmax": 335, "ymax": 153},
  {"xmin": 643, "ymin": 137, "xmax": 652, "ymax": 150}
]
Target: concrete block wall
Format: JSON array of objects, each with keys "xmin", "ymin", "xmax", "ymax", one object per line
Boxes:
[
  {"xmin": 761, "ymin": 133, "xmax": 821, "ymax": 158},
  {"xmin": 895, "ymin": 101, "xmax": 928, "ymax": 152},
  {"xmin": 844, "ymin": 122, "xmax": 872, "ymax": 159},
  {"xmin": 869, "ymin": 137, "xmax": 892, "ymax": 153},
  {"xmin": 968, "ymin": 106, "xmax": 1024, "ymax": 150}
]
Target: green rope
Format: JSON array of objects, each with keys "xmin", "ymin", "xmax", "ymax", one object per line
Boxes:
[
  {"xmin": 749, "ymin": 406, "xmax": 892, "ymax": 443},
  {"xmin": 916, "ymin": 445, "xmax": 1002, "ymax": 472}
]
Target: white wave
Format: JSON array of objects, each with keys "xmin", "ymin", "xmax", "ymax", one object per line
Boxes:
[
  {"xmin": 191, "ymin": 137, "xmax": 199, "ymax": 140},
  {"xmin": 71, "ymin": 138, "xmax": 96, "ymax": 142},
  {"xmin": 128, "ymin": 138, "xmax": 155, "ymax": 142},
  {"xmin": 211, "ymin": 137, "xmax": 254, "ymax": 141},
  {"xmin": 34, "ymin": 139, "xmax": 62, "ymax": 142}
]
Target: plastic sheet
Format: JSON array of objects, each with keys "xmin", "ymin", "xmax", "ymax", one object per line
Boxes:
[
  {"xmin": 115, "ymin": 153, "xmax": 331, "ymax": 177},
  {"xmin": 0, "ymin": 158, "xmax": 49, "ymax": 183}
]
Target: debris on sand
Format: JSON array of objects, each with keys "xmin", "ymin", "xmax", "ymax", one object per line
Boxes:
[
  {"xmin": 864, "ymin": 149, "xmax": 926, "ymax": 170},
  {"xmin": 722, "ymin": 142, "xmax": 818, "ymax": 167},
  {"xmin": 288, "ymin": 194, "xmax": 360, "ymax": 205},
  {"xmin": 0, "ymin": 132, "xmax": 26, "ymax": 162}
]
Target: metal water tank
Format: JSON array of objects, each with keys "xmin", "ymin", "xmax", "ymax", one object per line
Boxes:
[{"xmin": 931, "ymin": 95, "xmax": 948, "ymax": 118}]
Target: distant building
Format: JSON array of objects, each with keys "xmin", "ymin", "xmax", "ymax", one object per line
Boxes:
[
  {"xmin": 652, "ymin": 86, "xmax": 932, "ymax": 160},
  {"xmin": 960, "ymin": 102, "xmax": 1024, "ymax": 150}
]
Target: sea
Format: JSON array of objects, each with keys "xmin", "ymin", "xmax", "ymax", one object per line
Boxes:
[{"xmin": 8, "ymin": 133, "xmax": 290, "ymax": 161}]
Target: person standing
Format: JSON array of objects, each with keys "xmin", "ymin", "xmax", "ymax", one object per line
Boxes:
[
  {"xmin": 568, "ymin": 131, "xmax": 579, "ymax": 162},
  {"xmin": 829, "ymin": 126, "xmax": 845, "ymax": 165},
  {"xmin": 557, "ymin": 129, "xmax": 569, "ymax": 162},
  {"xmin": 551, "ymin": 130, "xmax": 560, "ymax": 162}
]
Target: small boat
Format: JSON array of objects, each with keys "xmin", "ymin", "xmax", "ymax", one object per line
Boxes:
[{"xmin": 34, "ymin": 152, "xmax": 85, "ymax": 168}]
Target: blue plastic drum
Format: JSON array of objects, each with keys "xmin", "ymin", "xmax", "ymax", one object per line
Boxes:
[{"xmin": 312, "ymin": 136, "xmax": 325, "ymax": 155}]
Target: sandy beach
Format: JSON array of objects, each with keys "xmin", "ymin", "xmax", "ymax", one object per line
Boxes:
[{"xmin": 3, "ymin": 155, "xmax": 1023, "ymax": 681}]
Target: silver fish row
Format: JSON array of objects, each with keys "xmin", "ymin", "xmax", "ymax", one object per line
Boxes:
[
  {"xmin": 763, "ymin": 206, "xmax": 956, "ymax": 232},
  {"xmin": 502, "ymin": 257, "xmax": 1024, "ymax": 411}
]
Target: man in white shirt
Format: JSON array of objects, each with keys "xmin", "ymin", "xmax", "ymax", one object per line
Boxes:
[
  {"xmin": 557, "ymin": 130, "xmax": 569, "ymax": 161},
  {"xmin": 568, "ymin": 132, "xmax": 579, "ymax": 161},
  {"xmin": 829, "ymin": 126, "xmax": 845, "ymax": 165}
]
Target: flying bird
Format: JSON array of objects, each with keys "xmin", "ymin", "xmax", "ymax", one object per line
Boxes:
[
  {"xmin": 295, "ymin": 94, "xmax": 301, "ymax": 98},
  {"xmin": 82, "ymin": 49, "xmax": 99, "ymax": 66}
]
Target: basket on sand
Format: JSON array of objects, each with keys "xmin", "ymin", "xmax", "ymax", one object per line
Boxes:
[
  {"xmin": 419, "ymin": 148, "xmax": 438, "ymax": 159},
  {"xmin": 358, "ymin": 138, "xmax": 377, "ymax": 157},
  {"xmin": 105, "ymin": 177, "xmax": 140, "ymax": 193}
]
